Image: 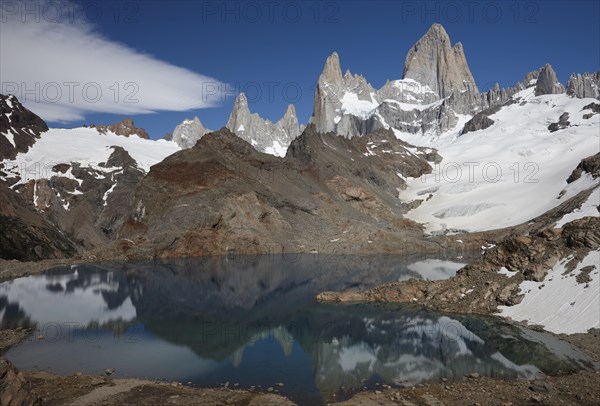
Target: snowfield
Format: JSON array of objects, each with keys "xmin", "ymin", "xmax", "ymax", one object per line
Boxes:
[
  {"xmin": 1, "ymin": 127, "xmax": 180, "ymax": 185},
  {"xmin": 339, "ymin": 92, "xmax": 379, "ymax": 119},
  {"xmin": 397, "ymin": 89, "xmax": 600, "ymax": 233},
  {"xmin": 499, "ymin": 250, "xmax": 600, "ymax": 334}
]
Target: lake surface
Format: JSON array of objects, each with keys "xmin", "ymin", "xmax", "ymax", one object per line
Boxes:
[{"xmin": 0, "ymin": 254, "xmax": 594, "ymax": 405}]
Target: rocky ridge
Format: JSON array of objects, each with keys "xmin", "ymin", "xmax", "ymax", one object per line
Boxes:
[
  {"xmin": 567, "ymin": 71, "xmax": 600, "ymax": 99},
  {"xmin": 113, "ymin": 125, "xmax": 441, "ymax": 259},
  {"xmin": 92, "ymin": 119, "xmax": 149, "ymax": 139},
  {"xmin": 15, "ymin": 146, "xmax": 145, "ymax": 250},
  {"xmin": 308, "ymin": 23, "xmax": 597, "ymax": 142},
  {"xmin": 0, "ymin": 94, "xmax": 48, "ymax": 160},
  {"xmin": 225, "ymin": 93, "xmax": 302, "ymax": 157},
  {"xmin": 166, "ymin": 24, "xmax": 597, "ymax": 158}
]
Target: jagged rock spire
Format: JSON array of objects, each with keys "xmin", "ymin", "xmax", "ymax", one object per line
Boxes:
[
  {"xmin": 311, "ymin": 52, "xmax": 345, "ymax": 134},
  {"xmin": 321, "ymin": 52, "xmax": 344, "ymax": 88},
  {"xmin": 403, "ymin": 23, "xmax": 478, "ymax": 98},
  {"xmin": 226, "ymin": 93, "xmax": 301, "ymax": 157},
  {"xmin": 534, "ymin": 63, "xmax": 565, "ymax": 96},
  {"xmin": 171, "ymin": 116, "xmax": 211, "ymax": 149},
  {"xmin": 567, "ymin": 71, "xmax": 600, "ymax": 99}
]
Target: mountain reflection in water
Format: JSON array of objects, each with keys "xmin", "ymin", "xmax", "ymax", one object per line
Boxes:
[{"xmin": 0, "ymin": 255, "xmax": 594, "ymax": 405}]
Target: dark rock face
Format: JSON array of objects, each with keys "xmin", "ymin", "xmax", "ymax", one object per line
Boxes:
[
  {"xmin": 93, "ymin": 118, "xmax": 149, "ymax": 139},
  {"xmin": 582, "ymin": 102, "xmax": 600, "ymax": 119},
  {"xmin": 117, "ymin": 125, "xmax": 439, "ymax": 259},
  {"xmin": 0, "ymin": 183, "xmax": 78, "ymax": 261},
  {"xmin": 563, "ymin": 217, "xmax": 600, "ymax": 250},
  {"xmin": 461, "ymin": 112, "xmax": 495, "ymax": 135},
  {"xmin": 10, "ymin": 146, "xmax": 145, "ymax": 252},
  {"xmin": 0, "ymin": 358, "xmax": 41, "ymax": 406},
  {"xmin": 548, "ymin": 112, "xmax": 570, "ymax": 132},
  {"xmin": 0, "ymin": 94, "xmax": 48, "ymax": 160},
  {"xmin": 95, "ymin": 147, "xmax": 145, "ymax": 240},
  {"xmin": 567, "ymin": 153, "xmax": 600, "ymax": 183}
]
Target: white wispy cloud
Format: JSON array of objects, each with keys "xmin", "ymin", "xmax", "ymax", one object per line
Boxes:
[{"xmin": 0, "ymin": 1, "xmax": 225, "ymax": 122}]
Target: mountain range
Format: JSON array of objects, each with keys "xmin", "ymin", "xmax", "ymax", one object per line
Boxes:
[{"xmin": 0, "ymin": 23, "xmax": 598, "ymax": 263}]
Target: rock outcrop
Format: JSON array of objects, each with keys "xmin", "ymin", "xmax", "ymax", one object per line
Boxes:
[
  {"xmin": 548, "ymin": 112, "xmax": 570, "ymax": 133},
  {"xmin": 116, "ymin": 125, "xmax": 440, "ymax": 259},
  {"xmin": 403, "ymin": 23, "xmax": 478, "ymax": 98},
  {"xmin": 93, "ymin": 118, "xmax": 149, "ymax": 139},
  {"xmin": 0, "ymin": 182, "xmax": 78, "ymax": 261},
  {"xmin": 9, "ymin": 146, "xmax": 146, "ymax": 251},
  {"xmin": 0, "ymin": 94, "xmax": 48, "ymax": 160},
  {"xmin": 226, "ymin": 93, "xmax": 301, "ymax": 157},
  {"xmin": 567, "ymin": 152, "xmax": 600, "ymax": 183},
  {"xmin": 317, "ymin": 207, "xmax": 600, "ymax": 315},
  {"xmin": 535, "ymin": 64, "xmax": 565, "ymax": 96},
  {"xmin": 567, "ymin": 71, "xmax": 600, "ymax": 99},
  {"xmin": 170, "ymin": 116, "xmax": 211, "ymax": 149},
  {"xmin": 0, "ymin": 358, "xmax": 41, "ymax": 406},
  {"xmin": 461, "ymin": 110, "xmax": 496, "ymax": 135}
]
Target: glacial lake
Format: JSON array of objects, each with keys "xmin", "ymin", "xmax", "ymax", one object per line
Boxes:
[{"xmin": 0, "ymin": 254, "xmax": 594, "ymax": 405}]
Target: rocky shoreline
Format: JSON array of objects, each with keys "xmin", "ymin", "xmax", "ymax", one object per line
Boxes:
[{"xmin": 317, "ymin": 215, "xmax": 599, "ymax": 319}]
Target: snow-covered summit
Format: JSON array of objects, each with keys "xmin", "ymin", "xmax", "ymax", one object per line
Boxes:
[
  {"xmin": 309, "ymin": 24, "xmax": 599, "ymax": 141},
  {"xmin": 1, "ymin": 126, "xmax": 180, "ymax": 188},
  {"xmin": 170, "ymin": 116, "xmax": 211, "ymax": 149}
]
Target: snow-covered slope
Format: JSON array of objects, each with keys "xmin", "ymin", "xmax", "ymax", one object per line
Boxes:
[
  {"xmin": 398, "ymin": 89, "xmax": 600, "ymax": 233},
  {"xmin": 499, "ymin": 249, "xmax": 600, "ymax": 334},
  {"xmin": 0, "ymin": 126, "xmax": 181, "ymax": 248},
  {"xmin": 1, "ymin": 127, "xmax": 180, "ymax": 186}
]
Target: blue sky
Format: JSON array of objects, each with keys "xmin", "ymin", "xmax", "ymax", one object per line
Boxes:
[{"xmin": 2, "ymin": 0, "xmax": 599, "ymax": 139}]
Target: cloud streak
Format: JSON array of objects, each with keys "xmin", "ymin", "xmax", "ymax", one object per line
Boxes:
[{"xmin": 0, "ymin": 1, "xmax": 225, "ymax": 122}]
